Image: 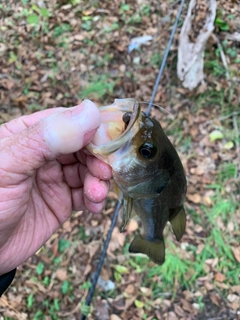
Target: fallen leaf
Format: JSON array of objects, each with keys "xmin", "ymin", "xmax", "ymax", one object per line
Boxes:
[
  {"xmin": 209, "ymin": 130, "xmax": 224, "ymax": 142},
  {"xmin": 231, "ymin": 285, "xmax": 240, "ymax": 293},
  {"xmin": 56, "ymin": 269, "xmax": 68, "ymax": 281},
  {"xmin": 110, "ymin": 315, "xmax": 122, "ymax": 320},
  {"xmin": 187, "ymin": 193, "xmax": 201, "ymax": 204},
  {"xmin": 232, "ymin": 247, "xmax": 240, "ymax": 262},
  {"xmin": 125, "ymin": 284, "xmax": 135, "ymax": 295},
  {"xmin": 227, "ymin": 294, "xmax": 239, "ymax": 303},
  {"xmin": 167, "ymin": 311, "xmax": 178, "ymax": 320},
  {"xmin": 135, "ymin": 299, "xmax": 144, "ymax": 308},
  {"xmin": 210, "ymin": 293, "xmax": 221, "ymax": 306}
]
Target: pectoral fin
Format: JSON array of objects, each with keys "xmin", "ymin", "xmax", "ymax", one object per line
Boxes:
[
  {"xmin": 119, "ymin": 196, "xmax": 133, "ymax": 232},
  {"xmin": 169, "ymin": 206, "xmax": 186, "ymax": 241},
  {"xmin": 129, "ymin": 235, "xmax": 165, "ymax": 265},
  {"xmin": 113, "ymin": 182, "xmax": 122, "ymax": 200}
]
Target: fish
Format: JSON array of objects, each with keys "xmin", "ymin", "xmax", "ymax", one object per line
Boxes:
[{"xmin": 87, "ymin": 98, "xmax": 187, "ymax": 265}]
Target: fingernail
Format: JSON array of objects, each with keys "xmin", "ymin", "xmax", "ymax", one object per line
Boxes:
[{"xmin": 72, "ymin": 100, "xmax": 101, "ymax": 132}]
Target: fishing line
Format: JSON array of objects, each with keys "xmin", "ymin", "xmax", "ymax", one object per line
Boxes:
[
  {"xmin": 81, "ymin": 196, "xmax": 123, "ymax": 320},
  {"xmin": 80, "ymin": 1, "xmax": 185, "ymax": 318},
  {"xmin": 140, "ymin": 101, "xmax": 174, "ymax": 117},
  {"xmin": 146, "ymin": 0, "xmax": 185, "ymax": 116}
]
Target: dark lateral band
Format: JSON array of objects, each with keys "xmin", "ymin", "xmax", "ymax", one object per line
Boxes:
[{"xmin": 0, "ymin": 268, "xmax": 16, "ymax": 296}]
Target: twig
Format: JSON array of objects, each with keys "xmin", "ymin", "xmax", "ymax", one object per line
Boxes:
[
  {"xmin": 233, "ymin": 113, "xmax": 240, "ymax": 178},
  {"xmin": 202, "ymin": 111, "xmax": 240, "ymax": 127},
  {"xmin": 225, "ymin": 32, "xmax": 240, "ymax": 42},
  {"xmin": 211, "ymin": 33, "xmax": 231, "ymax": 85}
]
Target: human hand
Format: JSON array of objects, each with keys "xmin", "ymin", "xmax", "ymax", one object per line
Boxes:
[{"xmin": 0, "ymin": 100, "xmax": 112, "ymax": 275}]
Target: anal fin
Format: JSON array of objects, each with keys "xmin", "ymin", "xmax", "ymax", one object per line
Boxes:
[
  {"xmin": 129, "ymin": 235, "xmax": 165, "ymax": 265},
  {"xmin": 169, "ymin": 206, "xmax": 186, "ymax": 241}
]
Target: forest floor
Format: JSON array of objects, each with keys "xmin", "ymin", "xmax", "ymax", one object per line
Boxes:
[{"xmin": 0, "ymin": 0, "xmax": 240, "ymax": 319}]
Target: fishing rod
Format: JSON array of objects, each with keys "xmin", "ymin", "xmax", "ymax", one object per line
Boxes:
[{"xmin": 80, "ymin": 1, "xmax": 185, "ymax": 318}]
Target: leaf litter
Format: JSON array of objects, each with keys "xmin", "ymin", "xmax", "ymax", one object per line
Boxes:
[{"xmin": 0, "ymin": 0, "xmax": 240, "ymax": 319}]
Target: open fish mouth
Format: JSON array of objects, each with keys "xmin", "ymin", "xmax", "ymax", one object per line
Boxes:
[{"xmin": 87, "ymin": 98, "xmax": 141, "ymax": 159}]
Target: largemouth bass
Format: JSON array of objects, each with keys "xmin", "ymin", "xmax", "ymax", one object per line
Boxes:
[{"xmin": 87, "ymin": 98, "xmax": 187, "ymax": 265}]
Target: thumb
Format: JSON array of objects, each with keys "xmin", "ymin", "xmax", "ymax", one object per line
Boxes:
[
  {"xmin": 0, "ymin": 100, "xmax": 101, "ymax": 178},
  {"xmin": 43, "ymin": 100, "xmax": 101, "ymax": 154}
]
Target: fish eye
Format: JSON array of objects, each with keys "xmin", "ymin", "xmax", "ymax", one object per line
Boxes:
[
  {"xmin": 139, "ymin": 142, "xmax": 157, "ymax": 159},
  {"xmin": 122, "ymin": 112, "xmax": 131, "ymax": 125}
]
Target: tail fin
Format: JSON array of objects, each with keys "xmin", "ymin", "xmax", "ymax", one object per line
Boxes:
[{"xmin": 129, "ymin": 235, "xmax": 165, "ymax": 265}]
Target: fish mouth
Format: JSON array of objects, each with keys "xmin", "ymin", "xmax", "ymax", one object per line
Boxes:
[{"xmin": 87, "ymin": 98, "xmax": 141, "ymax": 161}]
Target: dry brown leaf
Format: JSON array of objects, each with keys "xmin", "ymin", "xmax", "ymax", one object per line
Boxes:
[
  {"xmin": 210, "ymin": 293, "xmax": 221, "ymax": 306},
  {"xmin": 187, "ymin": 193, "xmax": 201, "ymax": 204},
  {"xmin": 110, "ymin": 315, "xmax": 122, "ymax": 320},
  {"xmin": 232, "ymin": 246, "xmax": 240, "ymax": 262},
  {"xmin": 231, "ymin": 285, "xmax": 240, "ymax": 293},
  {"xmin": 167, "ymin": 311, "xmax": 178, "ymax": 320},
  {"xmin": 62, "ymin": 220, "xmax": 72, "ymax": 232},
  {"xmin": 101, "ymin": 267, "xmax": 111, "ymax": 280},
  {"xmin": 83, "ymin": 264, "xmax": 92, "ymax": 276},
  {"xmin": 125, "ymin": 284, "xmax": 135, "ymax": 295},
  {"xmin": 140, "ymin": 287, "xmax": 151, "ymax": 296},
  {"xmin": 204, "ymin": 281, "xmax": 214, "ymax": 291},
  {"xmin": 180, "ymin": 298, "xmax": 195, "ymax": 313},
  {"xmin": 174, "ymin": 304, "xmax": 185, "ymax": 317},
  {"xmin": 88, "ymin": 241, "xmax": 100, "ymax": 259},
  {"xmin": 55, "ymin": 269, "xmax": 68, "ymax": 281},
  {"xmin": 227, "ymin": 294, "xmax": 239, "ymax": 303}
]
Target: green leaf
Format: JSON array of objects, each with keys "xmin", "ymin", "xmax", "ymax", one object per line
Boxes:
[
  {"xmin": 61, "ymin": 280, "xmax": 70, "ymax": 294},
  {"xmin": 53, "ymin": 256, "xmax": 62, "ymax": 265},
  {"xmin": 42, "ymin": 276, "xmax": 50, "ymax": 286},
  {"xmin": 58, "ymin": 238, "xmax": 70, "ymax": 253},
  {"xmin": 209, "ymin": 130, "xmax": 224, "ymax": 142},
  {"xmin": 27, "ymin": 293, "xmax": 34, "ymax": 309},
  {"xmin": 36, "ymin": 262, "xmax": 44, "ymax": 275},
  {"xmin": 114, "ymin": 271, "xmax": 122, "ymax": 282},
  {"xmin": 135, "ymin": 299, "xmax": 144, "ymax": 308},
  {"xmin": 115, "ymin": 265, "xmax": 128, "ymax": 274},
  {"xmin": 27, "ymin": 14, "xmax": 39, "ymax": 25},
  {"xmin": 81, "ymin": 303, "xmax": 91, "ymax": 316},
  {"xmin": 120, "ymin": 4, "xmax": 130, "ymax": 11},
  {"xmin": 215, "ymin": 18, "xmax": 229, "ymax": 31},
  {"xmin": 40, "ymin": 8, "xmax": 50, "ymax": 18},
  {"xmin": 223, "ymin": 141, "xmax": 234, "ymax": 150},
  {"xmin": 81, "ymin": 281, "xmax": 92, "ymax": 290},
  {"xmin": 8, "ymin": 51, "xmax": 17, "ymax": 63},
  {"xmin": 53, "ymin": 298, "xmax": 60, "ymax": 311}
]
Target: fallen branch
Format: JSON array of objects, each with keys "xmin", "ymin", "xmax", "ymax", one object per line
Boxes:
[
  {"xmin": 177, "ymin": 0, "xmax": 217, "ymax": 90},
  {"xmin": 225, "ymin": 32, "xmax": 240, "ymax": 42}
]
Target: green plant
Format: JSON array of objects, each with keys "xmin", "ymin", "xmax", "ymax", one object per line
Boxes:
[
  {"xmin": 27, "ymin": 293, "xmax": 35, "ymax": 309},
  {"xmin": 53, "ymin": 23, "xmax": 72, "ymax": 37},
  {"xmin": 58, "ymin": 238, "xmax": 71, "ymax": 253},
  {"xmin": 79, "ymin": 75, "xmax": 116, "ymax": 99},
  {"xmin": 215, "ymin": 17, "xmax": 230, "ymax": 31},
  {"xmin": 36, "ymin": 262, "xmax": 45, "ymax": 275}
]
